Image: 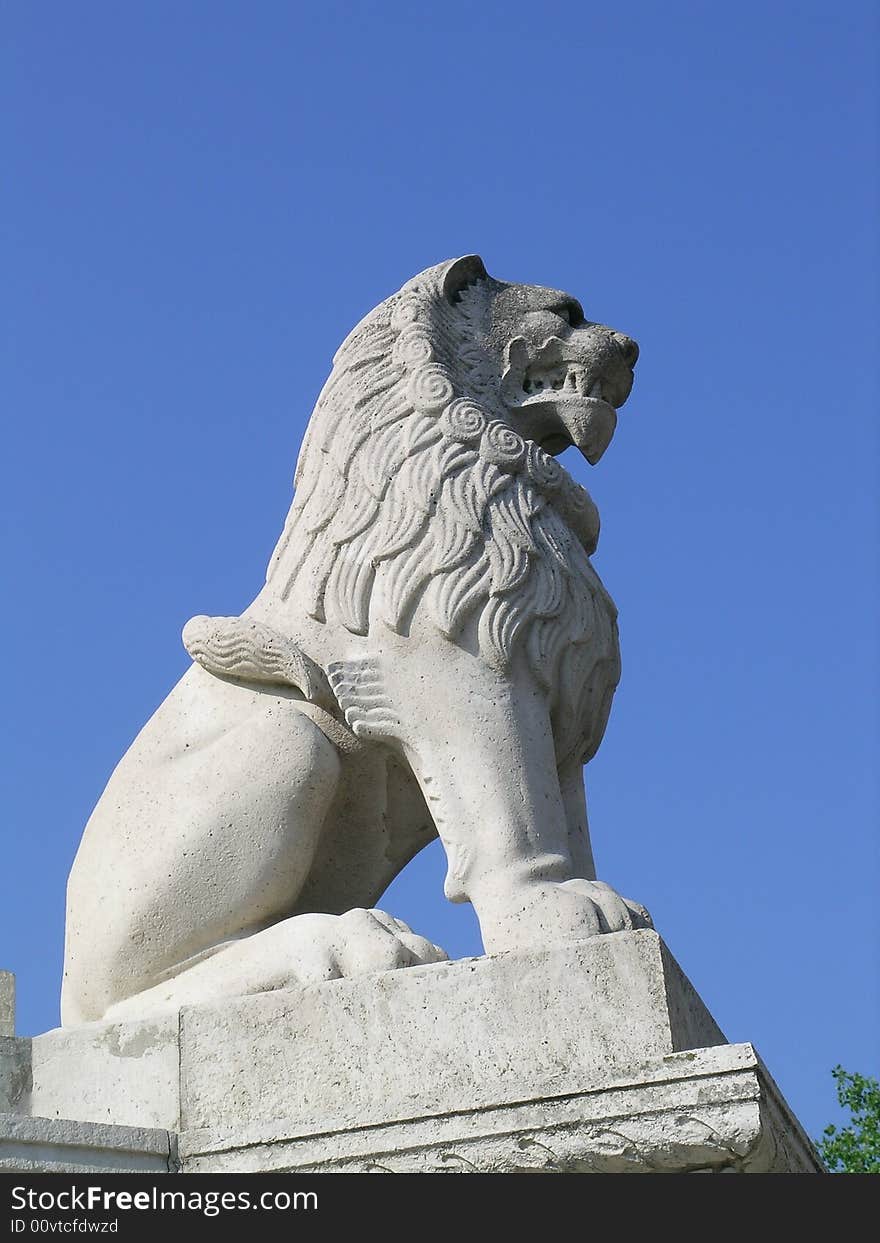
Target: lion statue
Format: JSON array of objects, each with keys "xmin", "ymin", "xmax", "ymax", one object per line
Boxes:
[{"xmin": 61, "ymin": 255, "xmax": 649, "ymax": 1026}]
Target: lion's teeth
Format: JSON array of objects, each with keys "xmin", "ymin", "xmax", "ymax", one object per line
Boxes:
[{"xmin": 523, "ymin": 365, "xmax": 607, "ymax": 401}]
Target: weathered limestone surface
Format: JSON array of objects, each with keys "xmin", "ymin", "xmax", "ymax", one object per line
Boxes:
[
  {"xmin": 0, "ymin": 972, "xmax": 14, "ymax": 1037},
  {"xmin": 0, "ymin": 1115, "xmax": 174, "ymax": 1174},
  {"xmin": 0, "ymin": 938, "xmax": 823, "ymax": 1173},
  {"xmin": 179, "ymin": 1044, "xmax": 818, "ymax": 1174},
  {"xmin": 178, "ymin": 931, "xmax": 724, "ymax": 1137},
  {"xmin": 1, "ymin": 998, "xmax": 179, "ymax": 1129},
  {"xmin": 31, "ymin": 1017, "xmax": 180, "ymax": 1130}
]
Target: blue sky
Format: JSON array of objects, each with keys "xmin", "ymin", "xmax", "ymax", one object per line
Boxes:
[{"xmin": 3, "ymin": 1, "xmax": 877, "ymax": 1145}]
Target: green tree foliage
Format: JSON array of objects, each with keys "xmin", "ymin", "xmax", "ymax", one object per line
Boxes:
[{"xmin": 817, "ymin": 1066, "xmax": 880, "ymax": 1173}]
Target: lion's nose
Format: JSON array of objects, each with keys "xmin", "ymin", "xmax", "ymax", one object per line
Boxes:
[{"xmin": 611, "ymin": 332, "xmax": 639, "ymax": 368}]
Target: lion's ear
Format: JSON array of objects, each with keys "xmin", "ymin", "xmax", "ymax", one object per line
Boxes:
[{"xmin": 442, "ymin": 255, "xmax": 489, "ymax": 304}]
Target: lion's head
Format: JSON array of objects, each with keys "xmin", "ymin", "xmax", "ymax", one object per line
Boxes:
[
  {"xmin": 439, "ymin": 254, "xmax": 638, "ymax": 465},
  {"xmin": 265, "ymin": 257, "xmax": 638, "ymax": 762}
]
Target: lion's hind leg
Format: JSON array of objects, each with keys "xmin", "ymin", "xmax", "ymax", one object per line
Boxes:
[
  {"xmin": 102, "ymin": 908, "xmax": 447, "ymax": 1022},
  {"xmin": 62, "ymin": 666, "xmax": 344, "ymax": 1025}
]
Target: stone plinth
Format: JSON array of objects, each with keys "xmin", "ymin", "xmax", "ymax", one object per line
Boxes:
[
  {"xmin": 0, "ymin": 973, "xmax": 13, "ymax": 1037},
  {"xmin": 180, "ymin": 1043, "xmax": 816, "ymax": 1174},
  {"xmin": 178, "ymin": 930, "xmax": 724, "ymax": 1138},
  {"xmin": 0, "ymin": 1115, "xmax": 173, "ymax": 1174},
  {"xmin": 0, "ymin": 933, "xmax": 823, "ymax": 1173}
]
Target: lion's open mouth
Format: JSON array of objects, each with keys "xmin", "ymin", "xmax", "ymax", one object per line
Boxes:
[
  {"xmin": 502, "ymin": 336, "xmax": 629, "ymax": 465},
  {"xmin": 522, "ymin": 362, "xmax": 608, "ymax": 402}
]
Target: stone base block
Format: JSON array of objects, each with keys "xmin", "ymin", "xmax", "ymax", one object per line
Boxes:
[
  {"xmin": 0, "ymin": 1115, "xmax": 173, "ymax": 1174},
  {"xmin": 0, "ymin": 972, "xmax": 14, "ymax": 1038},
  {"xmin": 0, "ymin": 932, "xmax": 823, "ymax": 1173},
  {"xmin": 179, "ymin": 1043, "xmax": 817, "ymax": 1173},
  {"xmin": 1, "ymin": 1016, "xmax": 180, "ymax": 1130}
]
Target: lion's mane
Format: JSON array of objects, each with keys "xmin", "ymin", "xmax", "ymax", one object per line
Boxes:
[{"xmin": 265, "ymin": 262, "xmax": 620, "ymax": 764}]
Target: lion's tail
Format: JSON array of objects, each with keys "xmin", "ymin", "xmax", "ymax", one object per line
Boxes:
[{"xmin": 181, "ymin": 614, "xmax": 334, "ymax": 708}]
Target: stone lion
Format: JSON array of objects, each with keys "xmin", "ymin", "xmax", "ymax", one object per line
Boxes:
[{"xmin": 61, "ymin": 255, "xmax": 649, "ymax": 1025}]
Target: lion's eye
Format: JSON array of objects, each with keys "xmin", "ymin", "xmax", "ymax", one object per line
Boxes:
[{"xmin": 549, "ymin": 299, "xmax": 585, "ymax": 327}]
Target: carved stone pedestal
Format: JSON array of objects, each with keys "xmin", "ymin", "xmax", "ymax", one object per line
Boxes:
[{"xmin": 0, "ymin": 932, "xmax": 822, "ymax": 1173}]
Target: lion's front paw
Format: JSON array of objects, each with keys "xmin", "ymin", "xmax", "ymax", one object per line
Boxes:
[
  {"xmin": 556, "ymin": 878, "xmax": 653, "ymax": 935},
  {"xmin": 478, "ymin": 879, "xmax": 653, "ymax": 954},
  {"xmin": 310, "ymin": 908, "xmax": 448, "ymax": 981}
]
